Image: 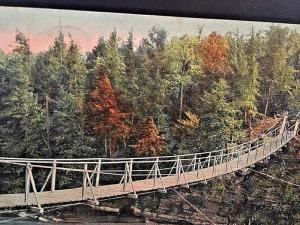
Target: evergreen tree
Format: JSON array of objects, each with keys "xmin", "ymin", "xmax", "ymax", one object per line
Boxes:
[
  {"xmin": 96, "ymin": 30, "xmax": 126, "ymax": 89},
  {"xmin": 232, "ymin": 30, "xmax": 260, "ymax": 126},
  {"xmin": 134, "ymin": 26, "xmax": 169, "ymax": 129},
  {"xmin": 0, "ymin": 33, "xmax": 45, "ymax": 157},
  {"xmin": 51, "ymin": 89, "xmax": 93, "ymax": 158},
  {"xmin": 65, "ymin": 37, "xmax": 87, "ymax": 136},
  {"xmin": 200, "ymin": 79, "xmax": 241, "ymax": 151},
  {"xmin": 119, "ymin": 31, "xmax": 139, "ymax": 123},
  {"xmin": 86, "ymin": 36, "xmax": 106, "ymax": 70},
  {"xmin": 261, "ymin": 26, "xmax": 296, "ymax": 115}
]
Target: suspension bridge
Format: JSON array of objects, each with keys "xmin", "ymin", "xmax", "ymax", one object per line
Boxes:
[{"xmin": 0, "ymin": 114, "xmax": 298, "ymax": 213}]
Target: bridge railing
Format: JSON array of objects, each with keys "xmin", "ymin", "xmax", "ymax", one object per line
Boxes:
[{"xmin": 0, "ymin": 116, "xmax": 298, "ymax": 208}]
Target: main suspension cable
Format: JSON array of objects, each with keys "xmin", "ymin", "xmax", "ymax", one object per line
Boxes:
[
  {"xmin": 250, "ymin": 168, "xmax": 299, "ymax": 188},
  {"xmin": 173, "ymin": 188, "xmax": 217, "ymax": 225}
]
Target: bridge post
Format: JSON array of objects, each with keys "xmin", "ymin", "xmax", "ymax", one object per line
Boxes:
[
  {"xmin": 176, "ymin": 156, "xmax": 181, "ymax": 184},
  {"xmin": 279, "ymin": 113, "xmax": 288, "ymax": 135},
  {"xmin": 25, "ymin": 162, "xmax": 30, "ymax": 204},
  {"xmin": 220, "ymin": 150, "xmax": 224, "ymax": 164},
  {"xmin": 207, "ymin": 152, "xmax": 211, "ymax": 167},
  {"xmin": 154, "ymin": 157, "xmax": 158, "ymax": 187},
  {"xmin": 123, "ymin": 161, "xmax": 129, "ymax": 191},
  {"xmin": 197, "ymin": 157, "xmax": 201, "ymax": 178},
  {"xmin": 82, "ymin": 163, "xmax": 87, "ymax": 198},
  {"xmin": 293, "ymin": 120, "xmax": 299, "ymax": 136},
  {"xmin": 96, "ymin": 159, "xmax": 101, "ymax": 187},
  {"xmin": 212, "ymin": 156, "xmax": 216, "ymax": 174},
  {"xmin": 237, "ymin": 149, "xmax": 241, "ymax": 168},
  {"xmin": 51, "ymin": 160, "xmax": 57, "ymax": 192},
  {"xmin": 247, "ymin": 144, "xmax": 250, "ymax": 164},
  {"xmin": 193, "ymin": 155, "xmax": 197, "ymax": 171}
]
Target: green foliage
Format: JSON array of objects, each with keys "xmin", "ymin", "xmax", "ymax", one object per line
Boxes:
[
  {"xmin": 51, "ymin": 89, "xmax": 94, "ymax": 158},
  {"xmin": 200, "ymin": 79, "xmax": 241, "ymax": 151},
  {"xmin": 231, "ymin": 30, "xmax": 260, "ymax": 123},
  {"xmin": 166, "ymin": 35, "xmax": 202, "ymax": 119},
  {"xmin": 1, "ymin": 25, "xmax": 300, "ymax": 195},
  {"xmin": 0, "ymin": 41, "xmax": 45, "ymax": 157},
  {"xmin": 260, "ymin": 26, "xmax": 297, "ymax": 115},
  {"xmin": 96, "ymin": 31, "xmax": 126, "ymax": 89}
]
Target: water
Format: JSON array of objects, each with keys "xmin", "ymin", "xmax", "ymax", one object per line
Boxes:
[
  {"xmin": 0, "ymin": 205, "xmax": 171, "ymax": 224},
  {"xmin": 0, "ymin": 215, "xmax": 147, "ymax": 224}
]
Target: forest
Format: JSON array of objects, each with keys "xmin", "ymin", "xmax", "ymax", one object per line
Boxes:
[{"xmin": 0, "ymin": 25, "xmax": 300, "ymax": 161}]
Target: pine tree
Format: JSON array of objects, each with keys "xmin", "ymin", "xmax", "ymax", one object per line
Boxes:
[
  {"xmin": 96, "ymin": 30, "xmax": 126, "ymax": 89},
  {"xmin": 134, "ymin": 26, "xmax": 169, "ymax": 129},
  {"xmin": 86, "ymin": 36, "xmax": 106, "ymax": 70},
  {"xmin": 119, "ymin": 32, "xmax": 139, "ymax": 124},
  {"xmin": 200, "ymin": 79, "xmax": 241, "ymax": 151},
  {"xmin": 130, "ymin": 117, "xmax": 166, "ymax": 156},
  {"xmin": 0, "ymin": 32, "xmax": 45, "ymax": 157},
  {"xmin": 86, "ymin": 72, "xmax": 129, "ymax": 157},
  {"xmin": 232, "ymin": 30, "xmax": 260, "ymax": 126},
  {"xmin": 261, "ymin": 26, "xmax": 296, "ymax": 115},
  {"xmin": 51, "ymin": 89, "xmax": 93, "ymax": 158}
]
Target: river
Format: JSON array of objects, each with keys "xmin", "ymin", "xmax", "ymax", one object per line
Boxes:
[{"xmin": 0, "ymin": 204, "xmax": 172, "ymax": 225}]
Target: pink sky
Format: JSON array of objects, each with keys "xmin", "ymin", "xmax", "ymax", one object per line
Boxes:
[
  {"xmin": 0, "ymin": 27, "xmax": 145, "ymax": 54},
  {"xmin": 1, "ymin": 7, "xmax": 300, "ymax": 54}
]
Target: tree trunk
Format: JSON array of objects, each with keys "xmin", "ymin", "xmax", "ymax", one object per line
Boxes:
[
  {"xmin": 45, "ymin": 96, "xmax": 52, "ymax": 156},
  {"xmin": 244, "ymin": 109, "xmax": 247, "ymax": 125},
  {"xmin": 108, "ymin": 133, "xmax": 112, "ymax": 157},
  {"xmin": 179, "ymin": 83, "xmax": 184, "ymax": 119},
  {"xmin": 104, "ymin": 135, "xmax": 108, "ymax": 158},
  {"xmin": 249, "ymin": 112, "xmax": 252, "ymax": 128},
  {"xmin": 264, "ymin": 84, "xmax": 272, "ymax": 116}
]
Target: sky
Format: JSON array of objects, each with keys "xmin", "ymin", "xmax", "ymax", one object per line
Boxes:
[{"xmin": 1, "ymin": 6, "xmax": 300, "ymax": 53}]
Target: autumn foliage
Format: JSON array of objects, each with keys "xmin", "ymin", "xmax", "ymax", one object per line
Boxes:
[
  {"xmin": 131, "ymin": 117, "xmax": 166, "ymax": 156},
  {"xmin": 176, "ymin": 111, "xmax": 200, "ymax": 133},
  {"xmin": 200, "ymin": 32, "xmax": 230, "ymax": 74},
  {"xmin": 86, "ymin": 72, "xmax": 129, "ymax": 157},
  {"xmin": 246, "ymin": 116, "xmax": 281, "ymax": 140}
]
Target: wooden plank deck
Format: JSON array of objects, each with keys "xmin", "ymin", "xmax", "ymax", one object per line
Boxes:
[{"xmin": 0, "ymin": 133, "xmax": 293, "ymax": 209}]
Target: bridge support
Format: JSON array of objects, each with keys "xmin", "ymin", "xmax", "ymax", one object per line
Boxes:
[
  {"xmin": 96, "ymin": 159, "xmax": 101, "ymax": 187},
  {"xmin": 293, "ymin": 119, "xmax": 300, "ymax": 136},
  {"xmin": 122, "ymin": 159, "xmax": 137, "ymax": 198},
  {"xmin": 175, "ymin": 156, "xmax": 187, "ymax": 185},
  {"xmin": 2, "ymin": 113, "xmax": 296, "ymax": 209},
  {"xmin": 51, "ymin": 160, "xmax": 56, "ymax": 192},
  {"xmin": 82, "ymin": 163, "xmax": 99, "ymax": 205},
  {"xmin": 24, "ymin": 163, "xmax": 43, "ymax": 213},
  {"xmin": 279, "ymin": 113, "xmax": 288, "ymax": 135}
]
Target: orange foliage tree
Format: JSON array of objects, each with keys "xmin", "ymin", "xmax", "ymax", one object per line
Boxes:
[
  {"xmin": 200, "ymin": 32, "xmax": 230, "ymax": 75},
  {"xmin": 130, "ymin": 117, "xmax": 166, "ymax": 156},
  {"xmin": 86, "ymin": 72, "xmax": 129, "ymax": 157}
]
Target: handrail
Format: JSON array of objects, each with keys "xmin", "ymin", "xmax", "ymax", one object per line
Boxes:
[
  {"xmin": 0, "ymin": 117, "xmax": 286, "ymax": 164},
  {"xmin": 0, "ymin": 114, "xmax": 298, "ymax": 211}
]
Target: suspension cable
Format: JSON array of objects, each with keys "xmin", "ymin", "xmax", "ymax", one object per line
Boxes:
[
  {"xmin": 250, "ymin": 168, "xmax": 300, "ymax": 188},
  {"xmin": 173, "ymin": 188, "xmax": 217, "ymax": 225}
]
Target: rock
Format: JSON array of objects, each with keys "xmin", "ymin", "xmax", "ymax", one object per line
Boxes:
[
  {"xmin": 17, "ymin": 211, "xmax": 28, "ymax": 218},
  {"xmin": 38, "ymin": 216, "xmax": 48, "ymax": 222},
  {"xmin": 90, "ymin": 205, "xmax": 120, "ymax": 213},
  {"xmin": 52, "ymin": 217, "xmax": 63, "ymax": 222},
  {"xmin": 131, "ymin": 206, "xmax": 142, "ymax": 216}
]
